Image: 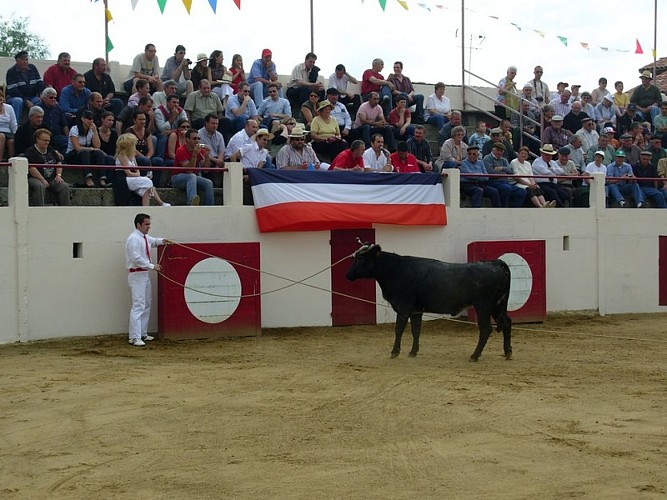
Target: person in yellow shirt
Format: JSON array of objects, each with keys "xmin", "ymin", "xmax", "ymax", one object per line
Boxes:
[{"xmin": 613, "ymin": 81, "xmax": 629, "ymax": 114}]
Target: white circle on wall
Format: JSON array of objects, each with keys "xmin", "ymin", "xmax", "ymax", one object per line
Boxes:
[
  {"xmin": 498, "ymin": 252, "xmax": 533, "ymax": 312},
  {"xmin": 184, "ymin": 258, "xmax": 242, "ymax": 323}
]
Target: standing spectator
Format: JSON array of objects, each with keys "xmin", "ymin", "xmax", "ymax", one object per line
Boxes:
[
  {"xmin": 526, "ymin": 65, "xmax": 551, "ymax": 107},
  {"xmin": 124, "ymin": 213, "xmax": 171, "ymax": 347},
  {"xmin": 24, "ymin": 128, "xmax": 70, "ymax": 206},
  {"xmin": 43, "ymin": 52, "xmax": 76, "ymax": 97},
  {"xmin": 124, "ymin": 44, "xmax": 163, "ymax": 93},
  {"xmin": 496, "ymin": 66, "xmax": 518, "ymax": 120},
  {"xmin": 160, "ymin": 44, "xmax": 193, "ymax": 97},
  {"xmin": 247, "ymin": 49, "xmax": 281, "ymax": 105},
  {"xmin": 388, "ymin": 61, "xmax": 424, "ymax": 123},
  {"xmin": 590, "ymin": 77, "xmax": 610, "ymax": 105},
  {"xmin": 84, "ymin": 58, "xmax": 124, "ymax": 117},
  {"xmin": 5, "ymin": 50, "xmax": 46, "ymax": 121},
  {"xmin": 0, "ymin": 91, "xmax": 18, "ymax": 160}
]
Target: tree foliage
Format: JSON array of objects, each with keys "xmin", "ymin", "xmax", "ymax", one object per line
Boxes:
[{"xmin": 0, "ymin": 16, "xmax": 50, "ymax": 60}]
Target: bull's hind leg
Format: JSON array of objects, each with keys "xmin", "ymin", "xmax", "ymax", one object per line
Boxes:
[
  {"xmin": 408, "ymin": 313, "xmax": 422, "ymax": 357},
  {"xmin": 495, "ymin": 312, "xmax": 512, "ymax": 360},
  {"xmin": 470, "ymin": 310, "xmax": 493, "ymax": 362},
  {"xmin": 392, "ymin": 314, "xmax": 409, "ymax": 358}
]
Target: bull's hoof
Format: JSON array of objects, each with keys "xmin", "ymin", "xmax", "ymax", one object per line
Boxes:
[
  {"xmin": 504, "ymin": 353, "xmax": 513, "ymax": 360},
  {"xmin": 469, "ymin": 355, "xmax": 479, "ymax": 362},
  {"xmin": 408, "ymin": 351, "xmax": 418, "ymax": 358},
  {"xmin": 390, "ymin": 351, "xmax": 400, "ymax": 358}
]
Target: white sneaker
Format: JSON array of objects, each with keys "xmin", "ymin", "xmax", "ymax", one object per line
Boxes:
[
  {"xmin": 146, "ymin": 171, "xmax": 153, "ymax": 179},
  {"xmin": 637, "ymin": 202, "xmax": 644, "ymax": 208},
  {"xmin": 142, "ymin": 335, "xmax": 155, "ymax": 341},
  {"xmin": 619, "ymin": 200, "xmax": 626, "ymax": 208},
  {"xmin": 129, "ymin": 338, "xmax": 146, "ymax": 347},
  {"xmin": 162, "ymin": 203, "xmax": 171, "ymax": 207}
]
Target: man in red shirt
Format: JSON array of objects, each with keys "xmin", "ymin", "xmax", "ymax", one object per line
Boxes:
[
  {"xmin": 331, "ymin": 140, "xmax": 365, "ymax": 171},
  {"xmin": 171, "ymin": 128, "xmax": 214, "ymax": 205},
  {"xmin": 361, "ymin": 58, "xmax": 394, "ymax": 117},
  {"xmin": 43, "ymin": 52, "xmax": 76, "ymax": 98},
  {"xmin": 390, "ymin": 141, "xmax": 420, "ymax": 173}
]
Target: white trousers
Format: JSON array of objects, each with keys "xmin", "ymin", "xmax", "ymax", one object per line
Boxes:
[{"xmin": 128, "ymin": 272, "xmax": 152, "ymax": 340}]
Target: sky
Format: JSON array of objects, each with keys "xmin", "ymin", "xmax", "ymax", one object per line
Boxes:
[{"xmin": 2, "ymin": 0, "xmax": 664, "ymax": 94}]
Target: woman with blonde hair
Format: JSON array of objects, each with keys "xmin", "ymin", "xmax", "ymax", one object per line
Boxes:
[{"xmin": 116, "ymin": 133, "xmax": 169, "ymax": 207}]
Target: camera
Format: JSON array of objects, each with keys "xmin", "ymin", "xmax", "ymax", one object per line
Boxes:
[{"xmin": 186, "ymin": 59, "xmax": 192, "ymax": 65}]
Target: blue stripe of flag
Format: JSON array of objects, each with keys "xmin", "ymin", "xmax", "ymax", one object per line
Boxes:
[{"xmin": 248, "ymin": 169, "xmax": 443, "ymax": 187}]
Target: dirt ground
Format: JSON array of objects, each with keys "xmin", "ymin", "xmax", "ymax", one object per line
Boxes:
[{"xmin": 1, "ymin": 313, "xmax": 666, "ymax": 499}]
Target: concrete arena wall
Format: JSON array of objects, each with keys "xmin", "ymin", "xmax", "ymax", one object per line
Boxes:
[{"xmin": 3, "ymin": 157, "xmax": 667, "ymax": 344}]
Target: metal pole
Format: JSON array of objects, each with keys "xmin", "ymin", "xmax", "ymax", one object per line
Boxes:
[
  {"xmin": 104, "ymin": 0, "xmax": 109, "ymax": 64},
  {"xmin": 653, "ymin": 0, "xmax": 657, "ymax": 80},
  {"xmin": 461, "ymin": 0, "xmax": 465, "ymax": 108},
  {"xmin": 310, "ymin": 0, "xmax": 314, "ymax": 53}
]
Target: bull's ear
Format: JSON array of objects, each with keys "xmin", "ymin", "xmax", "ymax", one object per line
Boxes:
[{"xmin": 373, "ymin": 244, "xmax": 382, "ymax": 254}]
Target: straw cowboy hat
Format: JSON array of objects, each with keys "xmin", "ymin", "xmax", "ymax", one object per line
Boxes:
[
  {"xmin": 539, "ymin": 144, "xmax": 558, "ymax": 155},
  {"xmin": 316, "ymin": 99, "xmax": 333, "ymax": 111},
  {"xmin": 288, "ymin": 126, "xmax": 307, "ymax": 138},
  {"xmin": 253, "ymin": 128, "xmax": 274, "ymax": 141}
]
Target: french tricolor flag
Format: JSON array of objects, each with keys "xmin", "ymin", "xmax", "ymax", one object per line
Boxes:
[{"xmin": 248, "ymin": 170, "xmax": 447, "ymax": 233}]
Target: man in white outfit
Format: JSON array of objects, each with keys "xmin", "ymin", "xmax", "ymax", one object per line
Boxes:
[{"xmin": 124, "ymin": 213, "xmax": 171, "ymax": 346}]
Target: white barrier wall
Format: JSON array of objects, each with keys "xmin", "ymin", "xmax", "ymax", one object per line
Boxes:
[{"xmin": 2, "ymin": 158, "xmax": 667, "ymax": 344}]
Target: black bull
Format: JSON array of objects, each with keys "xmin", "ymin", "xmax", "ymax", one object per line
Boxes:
[{"xmin": 346, "ymin": 244, "xmax": 512, "ymax": 361}]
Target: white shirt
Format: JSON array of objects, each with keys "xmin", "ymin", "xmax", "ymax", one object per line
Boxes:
[
  {"xmin": 362, "ymin": 148, "xmax": 390, "ymax": 171},
  {"xmin": 125, "ymin": 229, "xmax": 163, "ymax": 271},
  {"xmin": 240, "ymin": 141, "xmax": 268, "ymax": 168},
  {"xmin": 225, "ymin": 129, "xmax": 251, "ymax": 158},
  {"xmin": 531, "ymin": 156, "xmax": 564, "ymax": 183},
  {"xmin": 424, "ymin": 94, "xmax": 451, "ymax": 119}
]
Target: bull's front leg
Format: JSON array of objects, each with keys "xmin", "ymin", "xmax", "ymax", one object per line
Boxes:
[
  {"xmin": 392, "ymin": 314, "xmax": 409, "ymax": 358},
  {"xmin": 408, "ymin": 313, "xmax": 422, "ymax": 357}
]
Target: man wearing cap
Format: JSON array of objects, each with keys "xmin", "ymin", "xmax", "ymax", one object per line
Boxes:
[
  {"xmin": 617, "ymin": 133, "xmax": 641, "ymax": 166},
  {"xmin": 646, "ymin": 135, "xmax": 666, "ymax": 171},
  {"xmin": 160, "ymin": 45, "xmax": 193, "ymax": 96},
  {"xmin": 531, "ymin": 144, "xmax": 571, "ymax": 207},
  {"xmin": 482, "ymin": 142, "xmax": 526, "ymax": 207},
  {"xmin": 595, "ymin": 95, "xmax": 619, "ymax": 130},
  {"xmin": 389, "ymin": 141, "xmax": 420, "ymax": 173},
  {"xmin": 43, "ymin": 52, "xmax": 77, "ymax": 98},
  {"xmin": 248, "ymin": 49, "xmax": 281, "ymax": 106},
  {"xmin": 632, "ymin": 150, "xmax": 667, "ymax": 208},
  {"xmin": 276, "ymin": 126, "xmax": 321, "ymax": 170},
  {"xmin": 585, "ymin": 133, "xmax": 615, "ymax": 165},
  {"xmin": 551, "ymin": 81, "xmax": 569, "ymax": 101},
  {"xmin": 124, "ymin": 43, "xmax": 163, "ymax": 94},
  {"xmin": 460, "ymin": 145, "xmax": 500, "ymax": 207},
  {"xmin": 631, "ymin": 71, "xmax": 662, "ymax": 121},
  {"xmin": 482, "ymin": 127, "xmax": 514, "ymax": 162},
  {"xmin": 5, "ymin": 50, "xmax": 46, "ymax": 121},
  {"xmin": 550, "ymin": 89, "xmax": 572, "ymax": 118},
  {"xmin": 526, "ymin": 66, "xmax": 551, "ymax": 106},
  {"xmin": 576, "ymin": 117, "xmax": 599, "ymax": 153},
  {"xmin": 606, "ymin": 149, "xmax": 644, "ymax": 208},
  {"xmin": 543, "ymin": 115, "xmax": 572, "ymax": 150},
  {"xmin": 258, "ymin": 83, "xmax": 292, "ymax": 132},
  {"xmin": 287, "ymin": 52, "xmax": 324, "ymax": 113},
  {"xmin": 555, "ymin": 146, "xmax": 581, "ymax": 197},
  {"xmin": 563, "ymin": 101, "xmax": 590, "ymax": 135}
]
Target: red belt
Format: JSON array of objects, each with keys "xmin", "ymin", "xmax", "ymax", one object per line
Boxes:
[{"xmin": 129, "ymin": 268, "xmax": 148, "ymax": 273}]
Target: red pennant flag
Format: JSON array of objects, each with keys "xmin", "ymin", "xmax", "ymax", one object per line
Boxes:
[
  {"xmin": 635, "ymin": 38, "xmax": 644, "ymax": 54},
  {"xmin": 233, "ymin": 0, "xmax": 241, "ymax": 8}
]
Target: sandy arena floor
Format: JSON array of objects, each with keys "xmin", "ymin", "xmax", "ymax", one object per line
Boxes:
[{"xmin": 1, "ymin": 313, "xmax": 666, "ymax": 499}]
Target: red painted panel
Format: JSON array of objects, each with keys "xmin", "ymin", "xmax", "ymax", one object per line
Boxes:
[
  {"xmin": 330, "ymin": 229, "xmax": 376, "ymax": 326},
  {"xmin": 157, "ymin": 243, "xmax": 261, "ymax": 339},
  {"xmin": 467, "ymin": 240, "xmax": 546, "ymax": 323},
  {"xmin": 659, "ymin": 236, "xmax": 667, "ymax": 305}
]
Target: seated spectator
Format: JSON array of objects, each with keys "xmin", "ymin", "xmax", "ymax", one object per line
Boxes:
[
  {"xmin": 519, "ymin": 83, "xmax": 539, "ymax": 113},
  {"xmin": 575, "ymin": 150, "xmax": 608, "ymax": 207},
  {"xmin": 580, "ymin": 91, "xmax": 595, "ymax": 118},
  {"xmin": 595, "ymin": 95, "xmax": 619, "ymax": 130},
  {"xmin": 84, "ymin": 58, "xmax": 124, "ymax": 117},
  {"xmin": 606, "ymin": 149, "xmax": 644, "ymax": 207},
  {"xmin": 65, "ymin": 110, "xmax": 115, "ymax": 187},
  {"xmin": 653, "ymin": 101, "xmax": 667, "ymax": 145},
  {"xmin": 228, "ymin": 54, "xmax": 246, "ymax": 95},
  {"xmin": 209, "ymin": 50, "xmax": 235, "ymax": 103},
  {"xmin": 468, "ymin": 121, "xmax": 491, "ymax": 150},
  {"xmin": 326, "ymin": 87, "xmax": 355, "ymax": 142},
  {"xmin": 171, "ymin": 128, "xmax": 214, "ymax": 205},
  {"xmin": 37, "ymin": 88, "xmax": 69, "ymax": 154},
  {"xmin": 155, "ymin": 94, "xmax": 188, "ymax": 158},
  {"xmin": 186, "ymin": 79, "xmax": 226, "ymax": 130},
  {"xmin": 165, "ymin": 118, "xmax": 190, "ymax": 165},
  {"xmin": 24, "ymin": 128, "xmax": 70, "ymax": 206},
  {"xmin": 617, "ymin": 133, "xmax": 642, "ymax": 166},
  {"xmin": 353, "ymin": 92, "xmax": 396, "ymax": 151},
  {"xmin": 438, "ymin": 110, "xmax": 467, "ymax": 147},
  {"xmin": 646, "ymin": 135, "xmax": 666, "ymax": 171},
  {"xmin": 538, "ymin": 104, "xmax": 555, "ymax": 137},
  {"xmin": 613, "ymin": 81, "xmax": 629, "ymax": 114},
  {"xmin": 590, "ymin": 77, "xmax": 610, "ymax": 105},
  {"xmin": 328, "ymin": 64, "xmax": 361, "ymax": 115},
  {"xmin": 98, "ymin": 111, "xmax": 118, "ymax": 158},
  {"xmin": 482, "ymin": 142, "xmax": 527, "ymax": 207},
  {"xmin": 390, "ymin": 141, "xmax": 420, "ymax": 173},
  {"xmin": 361, "ymin": 58, "xmax": 394, "ymax": 117},
  {"xmin": 388, "ymin": 94, "xmax": 415, "ymax": 142},
  {"xmin": 258, "ymin": 83, "xmax": 292, "ymax": 131},
  {"xmin": 43, "ymin": 52, "xmax": 76, "ymax": 97},
  {"xmin": 190, "ymin": 53, "xmax": 211, "ymax": 92},
  {"xmin": 424, "ymin": 82, "xmax": 451, "ymax": 129},
  {"xmin": 225, "ymin": 119, "xmax": 275, "ymax": 169},
  {"xmin": 617, "ymin": 103, "xmax": 642, "ymax": 136},
  {"xmin": 510, "ymin": 146, "xmax": 553, "ymax": 207},
  {"xmin": 481, "ymin": 127, "xmax": 514, "ymax": 162},
  {"xmin": 510, "ymin": 101, "xmax": 539, "ymax": 154},
  {"xmin": 563, "ymin": 101, "xmax": 590, "ymax": 134},
  {"xmin": 576, "ymin": 117, "xmax": 599, "ymax": 153},
  {"xmin": 585, "ymin": 133, "xmax": 615, "ymax": 165},
  {"xmin": 224, "ymin": 81, "xmax": 259, "ymax": 135},
  {"xmin": 542, "ymin": 115, "xmax": 572, "ymax": 150},
  {"xmin": 151, "ymin": 79, "xmax": 178, "ymax": 109},
  {"xmin": 632, "ymin": 150, "xmax": 666, "ymax": 208},
  {"xmin": 0, "ymin": 91, "xmax": 18, "ymax": 160},
  {"xmin": 287, "ymin": 52, "xmax": 324, "ymax": 113},
  {"xmin": 198, "ymin": 114, "xmax": 226, "ymax": 173},
  {"xmin": 300, "ymin": 91, "xmax": 320, "ymax": 129},
  {"xmin": 60, "ymin": 74, "xmax": 91, "ymax": 124},
  {"xmin": 239, "ymin": 129, "xmax": 273, "ymax": 169},
  {"xmin": 435, "ymin": 125, "xmax": 468, "ymax": 170},
  {"xmin": 406, "ymin": 125, "xmax": 434, "ymax": 172},
  {"xmin": 388, "ymin": 61, "xmax": 424, "ymax": 123},
  {"xmin": 76, "ymin": 92, "xmax": 105, "ymax": 127},
  {"xmin": 128, "ymin": 79, "xmax": 152, "ymax": 109},
  {"xmin": 568, "ymin": 134, "xmax": 586, "ymax": 173},
  {"xmin": 271, "ymin": 117, "xmax": 298, "ymax": 146},
  {"xmin": 631, "ymin": 71, "xmax": 662, "ymax": 121},
  {"xmin": 331, "ymin": 139, "xmax": 366, "ymax": 171},
  {"xmin": 5, "ymin": 51, "xmax": 45, "ymax": 121},
  {"xmin": 15, "ymin": 106, "xmax": 47, "ymax": 155},
  {"xmin": 115, "ymin": 133, "xmax": 169, "ymax": 207},
  {"xmin": 604, "ymin": 126, "xmax": 619, "ymax": 149},
  {"xmin": 247, "ymin": 49, "xmax": 281, "ymax": 105},
  {"xmin": 310, "ymin": 100, "xmax": 347, "ymax": 160},
  {"xmin": 555, "ymin": 146, "xmax": 582, "ymax": 198},
  {"xmin": 160, "ymin": 45, "xmax": 193, "ymax": 96},
  {"xmin": 549, "ymin": 89, "xmax": 572, "ymax": 118},
  {"xmin": 124, "ymin": 44, "xmax": 163, "ymax": 93},
  {"xmin": 117, "ymin": 96, "xmax": 154, "ymax": 135},
  {"xmin": 461, "ymin": 145, "xmax": 501, "ymax": 208},
  {"xmin": 531, "ymin": 144, "xmax": 572, "ymax": 207},
  {"xmin": 362, "ymin": 133, "xmax": 392, "ymax": 172},
  {"xmin": 276, "ymin": 126, "xmax": 322, "ymax": 170},
  {"xmin": 126, "ymin": 109, "xmax": 164, "ymax": 179}
]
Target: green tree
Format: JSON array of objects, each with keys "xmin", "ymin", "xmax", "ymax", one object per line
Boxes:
[{"xmin": 0, "ymin": 16, "xmax": 50, "ymax": 60}]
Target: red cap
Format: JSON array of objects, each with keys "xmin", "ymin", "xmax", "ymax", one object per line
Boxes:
[{"xmin": 261, "ymin": 48, "xmax": 272, "ymax": 58}]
